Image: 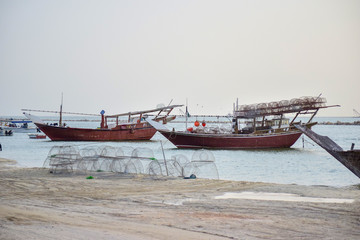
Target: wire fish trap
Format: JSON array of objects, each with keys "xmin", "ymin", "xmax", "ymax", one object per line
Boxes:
[
  {"xmin": 255, "ymin": 103, "xmax": 268, "ymax": 115},
  {"xmin": 107, "ymin": 147, "xmax": 125, "ymax": 172},
  {"xmin": 97, "ymin": 146, "xmax": 117, "ymax": 172},
  {"xmin": 124, "ymin": 157, "xmax": 144, "ymax": 174},
  {"xmin": 108, "ymin": 146, "xmax": 135, "ymax": 173},
  {"xmin": 76, "ymin": 146, "xmax": 100, "ymax": 172},
  {"xmin": 220, "ymin": 124, "xmax": 232, "ymax": 134},
  {"xmin": 147, "ymin": 158, "xmax": 183, "ymax": 178},
  {"xmin": 183, "ymin": 150, "xmax": 219, "ymax": 179},
  {"xmin": 191, "ymin": 149, "xmax": 216, "ymax": 162},
  {"xmin": 119, "ymin": 146, "xmax": 134, "ymax": 156},
  {"xmin": 45, "ymin": 145, "xmax": 80, "ymax": 173},
  {"xmin": 204, "ymin": 125, "xmax": 220, "ymax": 134},
  {"xmin": 167, "ymin": 154, "xmax": 191, "ymax": 177},
  {"xmin": 44, "ymin": 146, "xmax": 62, "ymax": 168},
  {"xmin": 147, "ymin": 158, "xmax": 165, "ymax": 179},
  {"xmin": 112, "ymin": 147, "xmax": 154, "ymax": 174},
  {"xmin": 127, "ymin": 147, "xmax": 154, "ymax": 174},
  {"xmin": 43, "ymin": 145, "xmax": 220, "ymax": 179}
]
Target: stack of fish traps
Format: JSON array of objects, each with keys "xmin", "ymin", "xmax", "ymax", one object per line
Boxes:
[
  {"xmin": 235, "ymin": 96, "xmax": 327, "ymax": 118},
  {"xmin": 43, "ymin": 145, "xmax": 80, "ymax": 174},
  {"xmin": 44, "ymin": 145, "xmax": 219, "ymax": 180}
]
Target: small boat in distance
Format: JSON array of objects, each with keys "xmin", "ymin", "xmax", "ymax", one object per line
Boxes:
[
  {"xmin": 147, "ymin": 96, "xmax": 338, "ymax": 149},
  {"xmin": 28, "ymin": 133, "xmax": 46, "ymax": 139},
  {"xmin": 0, "ymin": 119, "xmax": 36, "ymax": 133},
  {"xmin": 23, "ymin": 104, "xmax": 182, "ymax": 141},
  {"xmin": 0, "ymin": 127, "xmax": 13, "ymax": 136}
]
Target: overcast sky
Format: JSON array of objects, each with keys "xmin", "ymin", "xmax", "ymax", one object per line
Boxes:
[{"xmin": 1, "ymin": 0, "xmax": 359, "ymax": 117}]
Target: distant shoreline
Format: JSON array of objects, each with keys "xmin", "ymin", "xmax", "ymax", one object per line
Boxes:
[{"xmin": 318, "ymin": 121, "xmax": 360, "ymax": 125}]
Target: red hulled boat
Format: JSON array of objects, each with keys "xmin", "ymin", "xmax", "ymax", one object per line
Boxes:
[
  {"xmin": 28, "ymin": 122, "xmax": 156, "ymax": 141},
  {"xmin": 148, "ymin": 96, "xmax": 336, "ymax": 149},
  {"xmin": 153, "ymin": 128, "xmax": 303, "ymax": 149},
  {"xmin": 23, "ymin": 104, "xmax": 181, "ymax": 141}
]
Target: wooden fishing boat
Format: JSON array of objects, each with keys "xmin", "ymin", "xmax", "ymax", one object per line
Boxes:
[
  {"xmin": 148, "ymin": 96, "xmax": 337, "ymax": 149},
  {"xmin": 150, "ymin": 126, "xmax": 304, "ymax": 149},
  {"xmin": 23, "ymin": 104, "xmax": 181, "ymax": 141}
]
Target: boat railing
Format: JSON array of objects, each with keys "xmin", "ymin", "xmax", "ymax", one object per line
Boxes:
[
  {"xmin": 252, "ymin": 126, "xmax": 298, "ymax": 135},
  {"xmin": 252, "ymin": 122, "xmax": 316, "ymax": 135}
]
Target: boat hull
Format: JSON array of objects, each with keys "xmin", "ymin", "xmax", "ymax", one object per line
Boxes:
[
  {"xmin": 35, "ymin": 122, "xmax": 156, "ymax": 141},
  {"xmin": 158, "ymin": 130, "xmax": 302, "ymax": 149}
]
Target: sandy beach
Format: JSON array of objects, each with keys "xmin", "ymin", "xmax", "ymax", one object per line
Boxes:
[{"xmin": 1, "ymin": 157, "xmax": 359, "ymax": 240}]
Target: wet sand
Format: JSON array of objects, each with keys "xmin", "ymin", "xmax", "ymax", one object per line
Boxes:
[{"xmin": 1, "ymin": 158, "xmax": 360, "ymax": 240}]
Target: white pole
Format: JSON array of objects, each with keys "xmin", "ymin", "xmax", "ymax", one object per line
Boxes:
[{"xmin": 160, "ymin": 141, "xmax": 169, "ymax": 176}]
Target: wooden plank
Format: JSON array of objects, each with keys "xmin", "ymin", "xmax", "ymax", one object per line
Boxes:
[
  {"xmin": 295, "ymin": 124, "xmax": 360, "ymax": 178},
  {"xmin": 105, "ymin": 104, "xmax": 183, "ymax": 118}
]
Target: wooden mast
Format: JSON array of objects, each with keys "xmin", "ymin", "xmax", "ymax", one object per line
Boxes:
[
  {"xmin": 185, "ymin": 99, "xmax": 188, "ymax": 131},
  {"xmin": 59, "ymin": 93, "xmax": 63, "ymax": 127}
]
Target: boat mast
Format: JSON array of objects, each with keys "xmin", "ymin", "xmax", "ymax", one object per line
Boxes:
[
  {"xmin": 185, "ymin": 98, "xmax": 188, "ymax": 131},
  {"xmin": 233, "ymin": 99, "xmax": 239, "ymax": 134},
  {"xmin": 59, "ymin": 93, "xmax": 63, "ymax": 127}
]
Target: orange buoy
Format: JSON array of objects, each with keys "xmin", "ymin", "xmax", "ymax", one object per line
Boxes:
[
  {"xmin": 187, "ymin": 127, "xmax": 193, "ymax": 132},
  {"xmin": 194, "ymin": 121, "xmax": 200, "ymax": 127},
  {"xmin": 202, "ymin": 121, "xmax": 206, "ymax": 127}
]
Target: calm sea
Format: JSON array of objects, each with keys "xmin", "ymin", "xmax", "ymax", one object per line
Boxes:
[{"xmin": 1, "ymin": 116, "xmax": 359, "ymax": 187}]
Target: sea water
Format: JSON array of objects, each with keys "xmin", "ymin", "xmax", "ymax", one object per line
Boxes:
[{"xmin": 0, "ymin": 116, "xmax": 359, "ymax": 187}]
